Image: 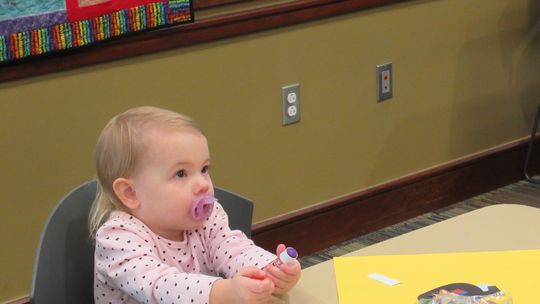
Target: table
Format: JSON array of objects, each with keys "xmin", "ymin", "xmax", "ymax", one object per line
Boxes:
[{"xmin": 280, "ymin": 204, "xmax": 540, "ymax": 303}]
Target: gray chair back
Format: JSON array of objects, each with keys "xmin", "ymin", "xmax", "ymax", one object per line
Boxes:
[{"xmin": 30, "ymin": 180, "xmax": 253, "ymax": 304}]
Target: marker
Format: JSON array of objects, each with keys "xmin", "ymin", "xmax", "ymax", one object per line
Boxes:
[{"xmin": 271, "ymin": 247, "xmax": 298, "ymax": 268}]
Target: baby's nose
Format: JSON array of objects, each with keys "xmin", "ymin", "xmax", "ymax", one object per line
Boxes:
[{"xmin": 194, "ymin": 175, "xmax": 210, "ymax": 194}]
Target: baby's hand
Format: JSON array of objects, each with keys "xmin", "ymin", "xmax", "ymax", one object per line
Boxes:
[
  {"xmin": 211, "ymin": 267, "xmax": 274, "ymax": 304},
  {"xmin": 265, "ymin": 245, "xmax": 302, "ymax": 294},
  {"xmin": 231, "ymin": 266, "xmax": 275, "ymax": 303}
]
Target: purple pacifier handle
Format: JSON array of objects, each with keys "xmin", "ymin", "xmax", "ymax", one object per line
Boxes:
[{"xmin": 191, "ymin": 195, "xmax": 217, "ymax": 221}]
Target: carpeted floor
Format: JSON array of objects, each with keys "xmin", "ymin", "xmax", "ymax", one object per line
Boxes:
[{"xmin": 298, "ymin": 179, "xmax": 540, "ymax": 268}]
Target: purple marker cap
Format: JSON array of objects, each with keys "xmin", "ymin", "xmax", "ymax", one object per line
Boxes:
[
  {"xmin": 286, "ymin": 247, "xmax": 298, "ymax": 259},
  {"xmin": 279, "ymin": 247, "xmax": 298, "ymax": 264},
  {"xmin": 191, "ymin": 195, "xmax": 217, "ymax": 221}
]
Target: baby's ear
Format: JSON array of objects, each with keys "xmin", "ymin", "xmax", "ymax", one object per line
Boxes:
[{"xmin": 112, "ymin": 178, "xmax": 140, "ymax": 210}]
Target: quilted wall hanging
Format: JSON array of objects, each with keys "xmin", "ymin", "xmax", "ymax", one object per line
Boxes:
[{"xmin": 0, "ymin": 0, "xmax": 193, "ymax": 63}]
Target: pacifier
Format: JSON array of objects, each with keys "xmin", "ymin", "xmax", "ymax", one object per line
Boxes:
[{"xmin": 191, "ymin": 195, "xmax": 217, "ymax": 221}]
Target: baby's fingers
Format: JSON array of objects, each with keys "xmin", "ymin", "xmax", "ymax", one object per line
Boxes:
[{"xmin": 277, "ymin": 260, "xmax": 301, "ymax": 275}]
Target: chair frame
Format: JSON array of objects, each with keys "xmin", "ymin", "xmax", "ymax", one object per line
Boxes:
[{"xmin": 524, "ymin": 106, "xmax": 540, "ymax": 184}]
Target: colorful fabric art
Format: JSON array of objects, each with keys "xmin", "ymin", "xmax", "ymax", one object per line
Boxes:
[{"xmin": 0, "ymin": 0, "xmax": 193, "ymax": 63}]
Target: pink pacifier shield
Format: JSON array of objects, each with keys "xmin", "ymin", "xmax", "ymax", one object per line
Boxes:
[{"xmin": 191, "ymin": 195, "xmax": 216, "ymax": 221}]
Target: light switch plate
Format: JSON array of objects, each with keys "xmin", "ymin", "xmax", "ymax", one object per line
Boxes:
[{"xmin": 376, "ymin": 62, "xmax": 393, "ymax": 102}]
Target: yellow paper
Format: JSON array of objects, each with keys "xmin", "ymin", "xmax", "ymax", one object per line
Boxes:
[{"xmin": 333, "ymin": 249, "xmax": 540, "ymax": 303}]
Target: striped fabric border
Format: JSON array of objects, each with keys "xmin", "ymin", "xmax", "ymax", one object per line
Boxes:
[{"xmin": 0, "ymin": 1, "xmax": 192, "ymax": 63}]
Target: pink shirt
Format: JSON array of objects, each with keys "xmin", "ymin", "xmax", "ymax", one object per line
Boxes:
[{"xmin": 94, "ymin": 203, "xmax": 276, "ymax": 304}]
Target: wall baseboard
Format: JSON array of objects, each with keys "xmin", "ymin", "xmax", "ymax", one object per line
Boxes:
[
  {"xmin": 252, "ymin": 137, "xmax": 540, "ymax": 255},
  {"xmin": 7, "ymin": 137, "xmax": 540, "ymax": 304}
]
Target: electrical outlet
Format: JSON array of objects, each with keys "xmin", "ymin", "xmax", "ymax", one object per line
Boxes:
[
  {"xmin": 282, "ymin": 83, "xmax": 300, "ymax": 125},
  {"xmin": 376, "ymin": 62, "xmax": 393, "ymax": 102}
]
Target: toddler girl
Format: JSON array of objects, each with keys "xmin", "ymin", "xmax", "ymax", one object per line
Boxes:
[{"xmin": 89, "ymin": 106, "xmax": 301, "ymax": 304}]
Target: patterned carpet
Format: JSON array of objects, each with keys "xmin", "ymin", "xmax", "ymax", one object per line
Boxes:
[{"xmin": 298, "ymin": 179, "xmax": 540, "ymax": 268}]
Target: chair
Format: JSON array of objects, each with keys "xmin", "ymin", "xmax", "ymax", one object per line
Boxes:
[
  {"xmin": 214, "ymin": 187, "xmax": 254, "ymax": 238},
  {"xmin": 30, "ymin": 180, "xmax": 254, "ymax": 304},
  {"xmin": 524, "ymin": 106, "xmax": 540, "ymax": 184}
]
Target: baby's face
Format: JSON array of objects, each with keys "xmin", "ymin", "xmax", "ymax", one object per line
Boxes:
[{"xmin": 129, "ymin": 126, "xmax": 213, "ymax": 241}]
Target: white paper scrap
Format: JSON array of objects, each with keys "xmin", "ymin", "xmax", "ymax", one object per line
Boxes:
[
  {"xmin": 477, "ymin": 284, "xmax": 493, "ymax": 292},
  {"xmin": 367, "ymin": 273, "xmax": 400, "ymax": 286}
]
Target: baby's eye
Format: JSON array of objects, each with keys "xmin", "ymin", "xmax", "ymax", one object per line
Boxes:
[
  {"xmin": 202, "ymin": 165, "xmax": 210, "ymax": 174},
  {"xmin": 176, "ymin": 170, "xmax": 187, "ymax": 178}
]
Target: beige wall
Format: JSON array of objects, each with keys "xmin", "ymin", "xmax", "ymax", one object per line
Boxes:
[{"xmin": 2, "ymin": 0, "xmax": 540, "ymax": 301}]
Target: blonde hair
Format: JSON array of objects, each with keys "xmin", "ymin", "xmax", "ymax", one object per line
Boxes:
[{"xmin": 89, "ymin": 106, "xmax": 202, "ymax": 238}]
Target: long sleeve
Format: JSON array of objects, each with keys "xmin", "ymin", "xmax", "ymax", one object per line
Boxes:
[
  {"xmin": 203, "ymin": 204, "xmax": 276, "ymax": 278},
  {"xmin": 94, "ymin": 213, "xmax": 219, "ymax": 304},
  {"xmin": 94, "ymin": 205, "xmax": 276, "ymax": 304}
]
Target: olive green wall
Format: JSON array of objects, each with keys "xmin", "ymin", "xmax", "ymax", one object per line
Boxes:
[{"xmin": 2, "ymin": 0, "xmax": 540, "ymax": 301}]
